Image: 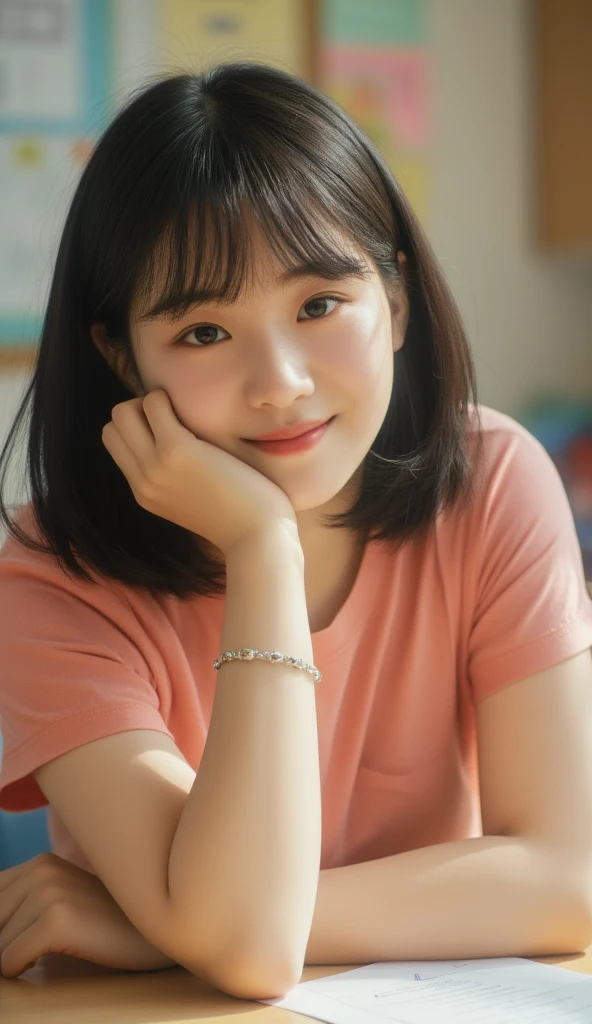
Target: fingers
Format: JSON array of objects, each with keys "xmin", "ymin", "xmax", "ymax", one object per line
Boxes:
[
  {"xmin": 141, "ymin": 390, "xmax": 192, "ymax": 453},
  {"xmin": 0, "ymin": 856, "xmax": 93, "ymax": 979},
  {"xmin": 0, "ymin": 889, "xmax": 40, "ymax": 975},
  {"xmin": 0, "ymin": 853, "xmax": 56, "ymax": 893},
  {"xmin": 0, "ymin": 861, "xmax": 48, "ymax": 979},
  {"xmin": 1, "ymin": 917, "xmax": 46, "ymax": 978},
  {"xmin": 101, "ymin": 421, "xmax": 145, "ymax": 491},
  {"xmin": 0, "ymin": 866, "xmax": 32, "ymax": 925},
  {"xmin": 110, "ymin": 398, "xmax": 157, "ymax": 464},
  {"xmin": 103, "ymin": 390, "xmax": 178, "ymax": 469},
  {"xmin": 0, "ymin": 862, "xmax": 28, "ymax": 892},
  {"xmin": 102, "ymin": 396, "xmax": 157, "ymax": 491}
]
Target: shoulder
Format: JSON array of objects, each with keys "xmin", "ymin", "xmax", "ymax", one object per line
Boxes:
[
  {"xmin": 464, "ymin": 402, "xmax": 570, "ymax": 518},
  {"xmin": 466, "ymin": 402, "xmax": 552, "ymax": 464},
  {"xmin": 0, "ymin": 504, "xmax": 178, "ymax": 813},
  {"xmin": 461, "ymin": 408, "xmax": 592, "ymax": 693},
  {"xmin": 438, "ymin": 403, "xmax": 588, "ymax": 632},
  {"xmin": 0, "ymin": 503, "xmax": 160, "ymax": 662}
]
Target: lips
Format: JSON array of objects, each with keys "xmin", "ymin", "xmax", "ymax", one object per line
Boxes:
[
  {"xmin": 245, "ymin": 419, "xmax": 330, "ymax": 442},
  {"xmin": 243, "ymin": 417, "xmax": 335, "ymax": 455}
]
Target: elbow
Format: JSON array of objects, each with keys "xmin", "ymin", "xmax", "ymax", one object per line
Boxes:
[
  {"xmin": 213, "ymin": 960, "xmax": 300, "ymax": 1001},
  {"xmin": 184, "ymin": 946, "xmax": 303, "ymax": 1001},
  {"xmin": 538, "ymin": 879, "xmax": 592, "ymax": 956},
  {"xmin": 557, "ymin": 903, "xmax": 592, "ymax": 955}
]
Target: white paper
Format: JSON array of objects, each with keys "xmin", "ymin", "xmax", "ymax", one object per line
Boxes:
[{"xmin": 261, "ymin": 957, "xmax": 592, "ymax": 1023}]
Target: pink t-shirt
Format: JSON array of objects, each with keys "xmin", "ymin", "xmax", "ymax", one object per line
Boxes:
[{"xmin": 1, "ymin": 404, "xmax": 591, "ymax": 875}]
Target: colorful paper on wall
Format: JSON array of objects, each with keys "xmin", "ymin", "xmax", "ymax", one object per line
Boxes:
[
  {"xmin": 323, "ymin": 0, "xmax": 424, "ymax": 45},
  {"xmin": 158, "ymin": 0, "xmax": 307, "ymax": 79},
  {"xmin": 0, "ymin": 0, "xmax": 112, "ymax": 348},
  {"xmin": 0, "ymin": 134, "xmax": 83, "ymax": 338},
  {"xmin": 325, "ymin": 46, "xmax": 429, "ymax": 150},
  {"xmin": 322, "ymin": 0, "xmax": 430, "ymax": 227}
]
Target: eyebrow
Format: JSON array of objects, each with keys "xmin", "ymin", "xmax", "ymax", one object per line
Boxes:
[{"xmin": 137, "ymin": 259, "xmax": 371, "ymax": 322}]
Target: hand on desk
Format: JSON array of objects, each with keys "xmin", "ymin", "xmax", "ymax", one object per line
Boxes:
[{"xmin": 0, "ymin": 852, "xmax": 176, "ymax": 978}]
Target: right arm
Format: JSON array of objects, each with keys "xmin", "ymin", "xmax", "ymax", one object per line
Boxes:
[
  {"xmin": 168, "ymin": 521, "xmax": 321, "ymax": 988},
  {"xmin": 34, "ymin": 520, "xmax": 322, "ymax": 998}
]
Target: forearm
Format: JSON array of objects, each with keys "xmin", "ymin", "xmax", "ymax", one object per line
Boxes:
[
  {"xmin": 306, "ymin": 835, "xmax": 592, "ymax": 964},
  {"xmin": 167, "ymin": 522, "xmax": 321, "ymax": 987}
]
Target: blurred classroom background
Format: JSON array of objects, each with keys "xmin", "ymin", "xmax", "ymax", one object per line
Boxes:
[{"xmin": 0, "ymin": 0, "xmax": 591, "ymax": 576}]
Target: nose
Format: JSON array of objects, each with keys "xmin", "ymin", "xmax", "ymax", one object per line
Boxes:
[{"xmin": 242, "ymin": 330, "xmax": 315, "ymax": 409}]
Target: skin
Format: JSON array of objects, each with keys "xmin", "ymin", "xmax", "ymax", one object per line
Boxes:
[{"xmin": 91, "ymin": 225, "xmax": 410, "ymax": 629}]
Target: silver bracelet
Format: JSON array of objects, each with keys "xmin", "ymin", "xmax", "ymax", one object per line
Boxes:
[{"xmin": 213, "ymin": 648, "xmax": 322, "ymax": 684}]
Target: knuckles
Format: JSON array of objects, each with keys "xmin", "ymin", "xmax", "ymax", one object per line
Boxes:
[
  {"xmin": 40, "ymin": 899, "xmax": 76, "ymax": 931},
  {"xmin": 110, "ymin": 402, "xmax": 127, "ymax": 422},
  {"xmin": 29, "ymin": 852, "xmax": 60, "ymax": 874},
  {"xmin": 138, "ymin": 448, "xmax": 188, "ymax": 497},
  {"xmin": 28, "ymin": 854, "xmax": 69, "ymax": 892}
]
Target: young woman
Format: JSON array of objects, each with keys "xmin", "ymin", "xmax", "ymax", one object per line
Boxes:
[{"xmin": 0, "ymin": 63, "xmax": 591, "ymax": 997}]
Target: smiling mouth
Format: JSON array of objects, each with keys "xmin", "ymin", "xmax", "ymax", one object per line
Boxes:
[{"xmin": 243, "ymin": 416, "xmax": 336, "ymax": 454}]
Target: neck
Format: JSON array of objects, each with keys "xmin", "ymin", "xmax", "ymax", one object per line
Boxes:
[{"xmin": 294, "ymin": 474, "xmax": 367, "ymax": 633}]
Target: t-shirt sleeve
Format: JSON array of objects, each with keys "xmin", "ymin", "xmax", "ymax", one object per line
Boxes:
[
  {"xmin": 0, "ymin": 544, "xmax": 174, "ymax": 812},
  {"xmin": 467, "ymin": 422, "xmax": 592, "ymax": 703}
]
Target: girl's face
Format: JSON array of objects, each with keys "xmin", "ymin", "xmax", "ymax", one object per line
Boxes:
[{"xmin": 92, "ymin": 229, "xmax": 409, "ymax": 514}]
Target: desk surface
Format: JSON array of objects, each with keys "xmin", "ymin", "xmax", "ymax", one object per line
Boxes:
[{"xmin": 1, "ymin": 948, "xmax": 592, "ymax": 1023}]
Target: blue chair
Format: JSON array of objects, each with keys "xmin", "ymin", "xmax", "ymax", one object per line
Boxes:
[
  {"xmin": 0, "ymin": 734, "xmax": 52, "ymax": 870},
  {"xmin": 0, "ymin": 807, "xmax": 51, "ymax": 870}
]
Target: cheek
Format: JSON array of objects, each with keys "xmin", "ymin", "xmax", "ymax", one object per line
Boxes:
[
  {"xmin": 157, "ymin": 361, "xmax": 230, "ymax": 441},
  {"xmin": 326, "ymin": 307, "xmax": 393, "ymax": 398}
]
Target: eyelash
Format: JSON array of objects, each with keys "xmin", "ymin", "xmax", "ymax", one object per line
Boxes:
[{"xmin": 173, "ymin": 294, "xmax": 345, "ymax": 349}]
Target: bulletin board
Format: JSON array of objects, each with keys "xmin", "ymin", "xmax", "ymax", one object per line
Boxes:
[
  {"xmin": 0, "ymin": 0, "xmax": 430, "ymax": 366},
  {"xmin": 0, "ymin": 0, "xmax": 113, "ymax": 364},
  {"xmin": 0, "ymin": 0, "xmax": 318, "ymax": 366}
]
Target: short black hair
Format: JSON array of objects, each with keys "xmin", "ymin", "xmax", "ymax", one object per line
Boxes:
[{"xmin": 0, "ymin": 62, "xmax": 483, "ymax": 598}]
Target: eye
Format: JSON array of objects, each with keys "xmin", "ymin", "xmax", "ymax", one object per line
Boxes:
[
  {"xmin": 298, "ymin": 295, "xmax": 342, "ymax": 320},
  {"xmin": 175, "ymin": 323, "xmax": 230, "ymax": 348},
  {"xmin": 174, "ymin": 294, "xmax": 343, "ymax": 348}
]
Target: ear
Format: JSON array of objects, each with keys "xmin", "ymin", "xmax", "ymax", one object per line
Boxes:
[
  {"xmin": 391, "ymin": 251, "xmax": 410, "ymax": 353},
  {"xmin": 90, "ymin": 323, "xmax": 144, "ymax": 396}
]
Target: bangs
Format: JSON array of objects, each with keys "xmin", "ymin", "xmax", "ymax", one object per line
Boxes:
[{"xmin": 133, "ymin": 175, "xmax": 375, "ymax": 324}]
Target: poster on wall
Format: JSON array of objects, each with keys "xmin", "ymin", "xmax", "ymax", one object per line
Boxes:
[
  {"xmin": 157, "ymin": 0, "xmax": 311, "ymax": 80},
  {"xmin": 0, "ymin": 0, "xmax": 112, "ymax": 355},
  {"xmin": 321, "ymin": 0, "xmax": 430, "ymax": 227}
]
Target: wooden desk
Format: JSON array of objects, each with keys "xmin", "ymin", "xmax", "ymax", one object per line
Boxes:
[{"xmin": 1, "ymin": 948, "xmax": 592, "ymax": 1023}]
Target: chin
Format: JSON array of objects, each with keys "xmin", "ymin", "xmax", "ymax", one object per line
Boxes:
[{"xmin": 284, "ymin": 472, "xmax": 361, "ymax": 515}]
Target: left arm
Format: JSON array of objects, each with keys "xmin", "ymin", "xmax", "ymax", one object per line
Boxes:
[{"xmin": 306, "ymin": 649, "xmax": 592, "ymax": 963}]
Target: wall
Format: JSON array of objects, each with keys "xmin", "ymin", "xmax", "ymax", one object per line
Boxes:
[{"xmin": 429, "ymin": 0, "xmax": 592, "ymax": 415}]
